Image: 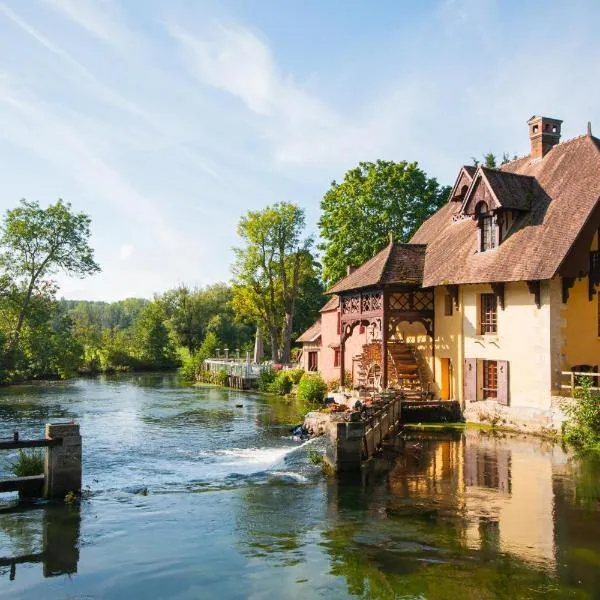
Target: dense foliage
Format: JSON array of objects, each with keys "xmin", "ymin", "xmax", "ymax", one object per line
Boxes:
[
  {"xmin": 562, "ymin": 377, "xmax": 600, "ymax": 453},
  {"xmin": 232, "ymin": 202, "xmax": 323, "ymax": 363},
  {"xmin": 0, "ymin": 200, "xmax": 99, "ymax": 383},
  {"xmin": 296, "ymin": 373, "xmax": 328, "ymax": 403},
  {"xmin": 319, "ymin": 160, "xmax": 450, "ymax": 286}
]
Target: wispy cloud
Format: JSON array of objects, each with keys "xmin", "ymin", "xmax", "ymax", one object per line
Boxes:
[{"xmin": 41, "ymin": 0, "xmax": 139, "ymax": 52}]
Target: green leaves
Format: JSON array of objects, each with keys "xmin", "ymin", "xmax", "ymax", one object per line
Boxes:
[
  {"xmin": 1, "ymin": 199, "xmax": 100, "ymax": 280},
  {"xmin": 232, "ymin": 202, "xmax": 318, "ymax": 362},
  {"xmin": 0, "ymin": 198, "xmax": 99, "ymax": 382},
  {"xmin": 318, "ymin": 160, "xmax": 450, "ymax": 286}
]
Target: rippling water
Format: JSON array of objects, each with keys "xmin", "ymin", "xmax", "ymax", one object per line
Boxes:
[{"xmin": 0, "ymin": 374, "xmax": 599, "ymax": 599}]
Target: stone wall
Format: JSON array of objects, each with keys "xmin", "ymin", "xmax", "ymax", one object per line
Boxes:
[{"xmin": 463, "ymin": 397, "xmax": 570, "ymax": 435}]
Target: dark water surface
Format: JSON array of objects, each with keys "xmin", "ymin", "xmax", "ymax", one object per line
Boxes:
[{"xmin": 0, "ymin": 374, "xmax": 599, "ymax": 599}]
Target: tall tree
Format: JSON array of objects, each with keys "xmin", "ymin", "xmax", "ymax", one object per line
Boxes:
[
  {"xmin": 319, "ymin": 160, "xmax": 450, "ymax": 286},
  {"xmin": 0, "ymin": 199, "xmax": 100, "ymax": 357},
  {"xmin": 232, "ymin": 202, "xmax": 314, "ymax": 363}
]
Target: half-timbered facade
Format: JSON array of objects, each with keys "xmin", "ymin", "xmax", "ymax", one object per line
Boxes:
[{"xmin": 298, "ymin": 115, "xmax": 600, "ymax": 425}]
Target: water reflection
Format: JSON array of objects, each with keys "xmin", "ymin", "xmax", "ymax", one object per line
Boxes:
[
  {"xmin": 320, "ymin": 428, "xmax": 600, "ymax": 599},
  {"xmin": 0, "ymin": 504, "xmax": 80, "ymax": 582}
]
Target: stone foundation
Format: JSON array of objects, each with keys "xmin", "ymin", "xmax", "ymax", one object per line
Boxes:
[{"xmin": 463, "ymin": 397, "xmax": 570, "ymax": 436}]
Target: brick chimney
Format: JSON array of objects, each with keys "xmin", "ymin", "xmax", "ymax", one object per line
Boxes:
[
  {"xmin": 527, "ymin": 115, "xmax": 562, "ymax": 159},
  {"xmin": 346, "ymin": 265, "xmax": 356, "ymax": 276}
]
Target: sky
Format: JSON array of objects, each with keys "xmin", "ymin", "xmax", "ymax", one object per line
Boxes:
[{"xmin": 0, "ymin": 0, "xmax": 599, "ymax": 301}]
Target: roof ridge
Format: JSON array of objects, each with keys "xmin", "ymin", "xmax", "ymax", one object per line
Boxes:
[{"xmin": 378, "ymin": 239, "xmax": 395, "ymax": 281}]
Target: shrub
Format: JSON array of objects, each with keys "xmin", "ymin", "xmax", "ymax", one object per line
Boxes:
[
  {"xmin": 307, "ymin": 447, "xmax": 323, "ymax": 465},
  {"xmin": 287, "ymin": 369, "xmax": 305, "ymax": 385},
  {"xmin": 215, "ymin": 368, "xmax": 229, "ymax": 386},
  {"xmin": 270, "ymin": 371, "xmax": 293, "ymax": 395},
  {"xmin": 326, "ymin": 370, "xmax": 352, "ymax": 391},
  {"xmin": 258, "ymin": 369, "xmax": 276, "ymax": 392},
  {"xmin": 562, "ymin": 376, "xmax": 600, "ymax": 453},
  {"xmin": 297, "ymin": 373, "xmax": 327, "ymax": 403},
  {"xmin": 11, "ymin": 449, "xmax": 44, "ymax": 477}
]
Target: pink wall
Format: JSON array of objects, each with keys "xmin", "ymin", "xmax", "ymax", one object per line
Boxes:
[{"xmin": 319, "ymin": 307, "xmax": 367, "ymax": 385}]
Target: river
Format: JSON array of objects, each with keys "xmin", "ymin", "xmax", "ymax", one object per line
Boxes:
[{"xmin": 0, "ymin": 374, "xmax": 599, "ymax": 599}]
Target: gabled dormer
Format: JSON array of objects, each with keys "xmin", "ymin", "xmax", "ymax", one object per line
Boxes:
[
  {"xmin": 448, "ymin": 165, "xmax": 476, "ymax": 203},
  {"xmin": 459, "ymin": 166, "xmax": 535, "ymax": 252}
]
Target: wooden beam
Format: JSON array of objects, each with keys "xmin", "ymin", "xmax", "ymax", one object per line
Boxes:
[
  {"xmin": 491, "ymin": 282, "xmax": 505, "ymax": 310},
  {"xmin": 0, "ymin": 475, "xmax": 44, "ymax": 494},
  {"xmin": 526, "ymin": 280, "xmax": 542, "ymax": 309},
  {"xmin": 445, "ymin": 285, "xmax": 459, "ymax": 310},
  {"xmin": 562, "ymin": 277, "xmax": 575, "ymax": 303},
  {"xmin": 0, "ymin": 438, "xmax": 62, "ymax": 450}
]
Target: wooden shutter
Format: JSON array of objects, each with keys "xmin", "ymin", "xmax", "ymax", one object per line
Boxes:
[
  {"xmin": 497, "ymin": 360, "xmax": 509, "ymax": 405},
  {"xmin": 464, "ymin": 358, "xmax": 477, "ymax": 402}
]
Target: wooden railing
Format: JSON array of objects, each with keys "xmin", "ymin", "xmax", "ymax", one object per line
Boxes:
[
  {"xmin": 0, "ymin": 431, "xmax": 62, "ymax": 495},
  {"xmin": 560, "ymin": 371, "xmax": 600, "ymax": 396}
]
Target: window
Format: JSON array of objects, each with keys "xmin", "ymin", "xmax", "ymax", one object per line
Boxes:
[
  {"xmin": 308, "ymin": 351, "xmax": 318, "ymax": 372},
  {"xmin": 334, "ymin": 348, "xmax": 340, "ymax": 367},
  {"xmin": 480, "ymin": 294, "xmax": 497, "ymax": 335},
  {"xmin": 481, "ymin": 215, "xmax": 496, "ymax": 251},
  {"xmin": 359, "ymin": 323, "xmax": 365, "ymax": 334},
  {"xmin": 444, "ymin": 293, "xmax": 453, "ymax": 316},
  {"xmin": 482, "ymin": 360, "xmax": 498, "ymax": 399},
  {"xmin": 475, "ymin": 202, "xmax": 496, "ymax": 252}
]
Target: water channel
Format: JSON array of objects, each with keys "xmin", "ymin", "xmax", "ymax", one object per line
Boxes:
[{"xmin": 0, "ymin": 374, "xmax": 599, "ymax": 599}]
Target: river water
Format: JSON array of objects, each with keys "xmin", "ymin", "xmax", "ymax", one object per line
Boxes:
[{"xmin": 0, "ymin": 374, "xmax": 599, "ymax": 599}]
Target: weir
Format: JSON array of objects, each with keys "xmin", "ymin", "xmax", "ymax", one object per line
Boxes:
[
  {"xmin": 305, "ymin": 396, "xmax": 462, "ymax": 472},
  {"xmin": 0, "ymin": 422, "xmax": 82, "ymax": 500}
]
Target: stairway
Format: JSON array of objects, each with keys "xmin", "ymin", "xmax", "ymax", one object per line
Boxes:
[
  {"xmin": 357, "ymin": 340, "xmax": 425, "ymax": 398},
  {"xmin": 386, "ymin": 341, "xmax": 423, "ymax": 399}
]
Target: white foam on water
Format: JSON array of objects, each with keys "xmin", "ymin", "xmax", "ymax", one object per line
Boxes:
[{"xmin": 196, "ymin": 439, "xmax": 315, "ymax": 480}]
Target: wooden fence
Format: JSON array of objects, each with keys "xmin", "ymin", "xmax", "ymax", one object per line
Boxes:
[{"xmin": 560, "ymin": 371, "xmax": 600, "ymax": 396}]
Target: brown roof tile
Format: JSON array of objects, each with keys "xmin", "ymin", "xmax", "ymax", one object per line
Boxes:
[
  {"xmin": 296, "ymin": 319, "xmax": 321, "ymax": 343},
  {"xmin": 320, "ymin": 296, "xmax": 339, "ymax": 312},
  {"xmin": 327, "ymin": 241, "xmax": 426, "ymax": 294},
  {"xmin": 412, "ymin": 133, "xmax": 600, "ymax": 285}
]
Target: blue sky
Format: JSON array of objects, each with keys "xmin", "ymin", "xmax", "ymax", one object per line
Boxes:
[{"xmin": 0, "ymin": 0, "xmax": 599, "ymax": 301}]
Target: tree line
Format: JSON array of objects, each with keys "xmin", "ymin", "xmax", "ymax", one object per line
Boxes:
[{"xmin": 1, "ymin": 158, "xmax": 455, "ymax": 384}]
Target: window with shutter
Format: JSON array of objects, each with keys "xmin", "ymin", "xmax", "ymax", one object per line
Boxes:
[{"xmin": 497, "ymin": 360, "xmax": 509, "ymax": 405}]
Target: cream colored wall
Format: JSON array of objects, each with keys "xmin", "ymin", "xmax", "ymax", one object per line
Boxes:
[
  {"xmin": 463, "ymin": 432, "xmax": 560, "ymax": 568},
  {"xmin": 462, "ymin": 281, "xmax": 553, "ymax": 409},
  {"xmin": 433, "ymin": 287, "xmax": 464, "ymax": 402}
]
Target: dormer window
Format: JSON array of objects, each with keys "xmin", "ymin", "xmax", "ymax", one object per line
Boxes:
[{"xmin": 476, "ymin": 201, "xmax": 496, "ymax": 251}]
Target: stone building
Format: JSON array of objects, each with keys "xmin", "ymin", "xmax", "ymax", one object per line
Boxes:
[{"xmin": 298, "ymin": 115, "xmax": 600, "ymax": 428}]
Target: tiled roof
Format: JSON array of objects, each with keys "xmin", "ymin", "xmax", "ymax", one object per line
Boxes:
[
  {"xmin": 327, "ymin": 241, "xmax": 426, "ymax": 294},
  {"xmin": 411, "ymin": 133, "xmax": 600, "ymax": 285},
  {"xmin": 320, "ymin": 296, "xmax": 339, "ymax": 312},
  {"xmin": 477, "ymin": 167, "xmax": 535, "ymax": 211},
  {"xmin": 296, "ymin": 320, "xmax": 321, "ymax": 343}
]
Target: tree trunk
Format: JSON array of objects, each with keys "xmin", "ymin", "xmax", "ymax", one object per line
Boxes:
[
  {"xmin": 281, "ymin": 312, "xmax": 293, "ymax": 364},
  {"xmin": 7, "ymin": 277, "xmax": 35, "ymax": 356},
  {"xmin": 269, "ymin": 327, "xmax": 280, "ymax": 363}
]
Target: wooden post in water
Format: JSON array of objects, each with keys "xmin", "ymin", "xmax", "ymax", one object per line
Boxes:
[{"xmin": 44, "ymin": 423, "xmax": 82, "ymax": 499}]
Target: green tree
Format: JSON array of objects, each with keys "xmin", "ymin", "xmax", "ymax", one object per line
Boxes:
[
  {"xmin": 132, "ymin": 301, "xmax": 177, "ymax": 368},
  {"xmin": 483, "ymin": 153, "xmax": 497, "ymax": 168},
  {"xmin": 319, "ymin": 160, "xmax": 450, "ymax": 286},
  {"xmin": 232, "ymin": 202, "xmax": 315, "ymax": 363},
  {"xmin": 0, "ymin": 199, "xmax": 100, "ymax": 358}
]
